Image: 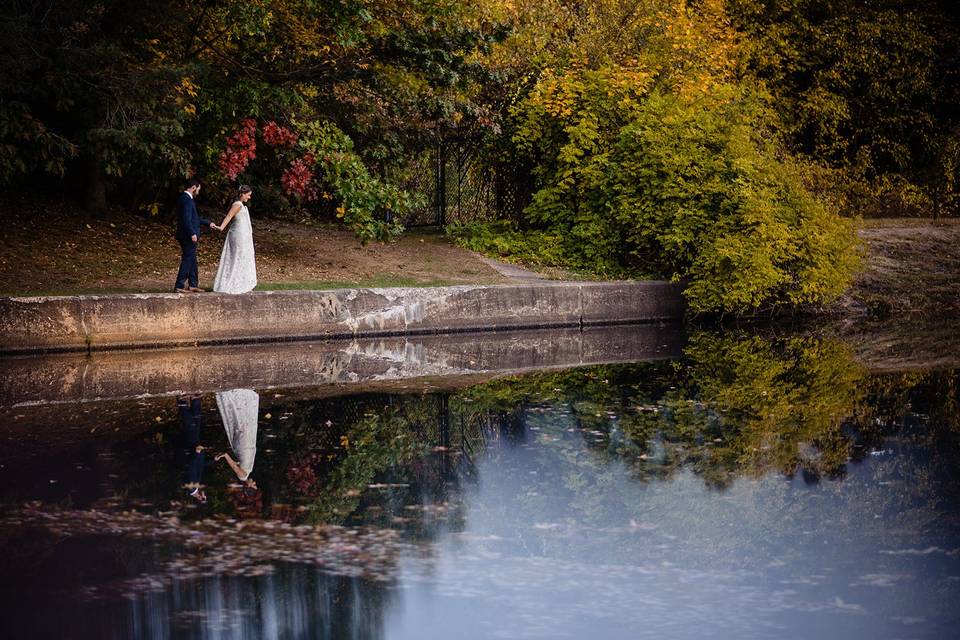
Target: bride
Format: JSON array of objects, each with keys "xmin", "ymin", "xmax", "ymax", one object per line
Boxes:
[{"xmin": 212, "ymin": 185, "xmax": 257, "ymax": 294}]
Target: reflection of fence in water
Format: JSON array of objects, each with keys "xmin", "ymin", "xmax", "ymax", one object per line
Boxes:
[
  {"xmin": 446, "ymin": 399, "xmax": 528, "ymax": 481},
  {"xmin": 299, "ymin": 393, "xmax": 529, "ymax": 506},
  {"xmin": 393, "ymin": 393, "xmax": 527, "ymax": 481}
]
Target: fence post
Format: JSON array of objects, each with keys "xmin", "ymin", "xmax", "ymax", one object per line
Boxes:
[{"xmin": 435, "ymin": 141, "xmax": 447, "ymax": 227}]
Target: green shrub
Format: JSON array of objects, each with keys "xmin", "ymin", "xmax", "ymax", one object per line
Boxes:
[
  {"xmin": 298, "ymin": 121, "xmax": 416, "ymax": 243},
  {"xmin": 447, "ymin": 220, "xmax": 580, "ymax": 271},
  {"xmin": 605, "ymin": 88, "xmax": 861, "ymax": 313},
  {"xmin": 458, "ymin": 76, "xmax": 861, "ymax": 314}
]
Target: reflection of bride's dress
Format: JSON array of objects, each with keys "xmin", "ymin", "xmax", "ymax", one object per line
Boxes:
[
  {"xmin": 215, "ymin": 389, "xmax": 259, "ymax": 480},
  {"xmin": 213, "ymin": 202, "xmax": 257, "ymax": 294}
]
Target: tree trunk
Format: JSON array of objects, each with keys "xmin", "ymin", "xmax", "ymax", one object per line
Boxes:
[{"xmin": 84, "ymin": 151, "xmax": 108, "ymax": 214}]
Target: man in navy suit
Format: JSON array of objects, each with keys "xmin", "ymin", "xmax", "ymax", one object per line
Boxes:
[{"xmin": 174, "ymin": 178, "xmax": 217, "ymax": 292}]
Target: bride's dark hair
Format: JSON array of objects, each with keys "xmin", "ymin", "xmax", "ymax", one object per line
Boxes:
[{"xmin": 237, "ymin": 184, "xmax": 252, "ymax": 199}]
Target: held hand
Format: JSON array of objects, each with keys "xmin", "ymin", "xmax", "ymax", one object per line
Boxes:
[
  {"xmin": 210, "ymin": 222, "xmax": 218, "ymax": 231},
  {"xmin": 191, "ymin": 234, "xmax": 198, "ymax": 243}
]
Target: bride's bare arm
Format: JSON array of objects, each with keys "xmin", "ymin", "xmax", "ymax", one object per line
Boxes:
[
  {"xmin": 216, "ymin": 452, "xmax": 248, "ymax": 480},
  {"xmin": 217, "ymin": 202, "xmax": 242, "ymax": 230}
]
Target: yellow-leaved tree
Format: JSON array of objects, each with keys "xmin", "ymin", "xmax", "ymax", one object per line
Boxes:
[{"xmin": 453, "ymin": 0, "xmax": 860, "ymax": 314}]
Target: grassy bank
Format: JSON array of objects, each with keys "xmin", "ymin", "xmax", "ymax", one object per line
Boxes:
[
  {"xmin": 1, "ymin": 199, "xmax": 957, "ymax": 323},
  {"xmin": 0, "ymin": 201, "xmax": 508, "ymax": 296}
]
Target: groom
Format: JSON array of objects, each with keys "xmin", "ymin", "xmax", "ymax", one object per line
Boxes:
[{"xmin": 174, "ymin": 178, "xmax": 217, "ymax": 293}]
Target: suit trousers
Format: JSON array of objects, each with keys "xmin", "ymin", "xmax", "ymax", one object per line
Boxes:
[{"xmin": 175, "ymin": 239, "xmax": 199, "ymax": 289}]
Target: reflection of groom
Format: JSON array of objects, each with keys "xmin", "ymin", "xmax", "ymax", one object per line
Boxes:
[
  {"xmin": 174, "ymin": 178, "xmax": 217, "ymax": 293},
  {"xmin": 177, "ymin": 394, "xmax": 211, "ymax": 503}
]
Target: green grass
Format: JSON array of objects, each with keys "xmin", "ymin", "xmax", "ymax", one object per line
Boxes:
[
  {"xmin": 258, "ymin": 275, "xmax": 452, "ymax": 290},
  {"xmin": 2, "ymin": 276, "xmax": 453, "ymax": 297}
]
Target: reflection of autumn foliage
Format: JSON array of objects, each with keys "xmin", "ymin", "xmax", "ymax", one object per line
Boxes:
[
  {"xmin": 454, "ymin": 332, "xmax": 876, "ymax": 487},
  {"xmin": 302, "ymin": 410, "xmax": 431, "ymax": 524},
  {"xmin": 678, "ymin": 333, "xmax": 867, "ymax": 483},
  {"xmin": 226, "ymin": 485, "xmax": 264, "ymax": 520},
  {"xmin": 265, "ymin": 397, "xmax": 436, "ymax": 525},
  {"xmin": 0, "ymin": 503, "xmax": 411, "ymax": 599},
  {"xmin": 286, "ymin": 451, "xmax": 324, "ymax": 498}
]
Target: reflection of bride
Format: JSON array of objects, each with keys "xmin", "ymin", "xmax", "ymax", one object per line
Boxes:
[{"xmin": 214, "ymin": 389, "xmax": 259, "ymax": 488}]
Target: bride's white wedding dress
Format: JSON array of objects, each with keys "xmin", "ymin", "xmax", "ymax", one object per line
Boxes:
[
  {"xmin": 213, "ymin": 201, "xmax": 257, "ymax": 294},
  {"xmin": 215, "ymin": 388, "xmax": 259, "ymax": 481}
]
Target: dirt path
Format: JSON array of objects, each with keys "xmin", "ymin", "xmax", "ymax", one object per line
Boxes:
[
  {"xmin": 471, "ymin": 253, "xmax": 549, "ymax": 281},
  {"xmin": 0, "ymin": 201, "xmax": 515, "ymax": 295}
]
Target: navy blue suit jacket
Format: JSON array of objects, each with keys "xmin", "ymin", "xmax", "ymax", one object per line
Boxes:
[{"xmin": 174, "ymin": 192, "xmax": 211, "ymax": 243}]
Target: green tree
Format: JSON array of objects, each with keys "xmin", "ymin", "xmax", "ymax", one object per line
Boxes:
[
  {"xmin": 1, "ymin": 0, "xmax": 505, "ymax": 237},
  {"xmin": 0, "ymin": 1, "xmax": 196, "ymax": 210},
  {"xmin": 727, "ymin": 0, "xmax": 960, "ymax": 217},
  {"xmin": 453, "ymin": 0, "xmax": 859, "ymax": 313},
  {"xmin": 605, "ymin": 88, "xmax": 859, "ymax": 312}
]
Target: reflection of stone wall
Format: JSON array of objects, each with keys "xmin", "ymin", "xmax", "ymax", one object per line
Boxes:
[
  {"xmin": 0, "ymin": 325, "xmax": 684, "ymax": 406},
  {"xmin": 0, "ymin": 282, "xmax": 685, "ymax": 353}
]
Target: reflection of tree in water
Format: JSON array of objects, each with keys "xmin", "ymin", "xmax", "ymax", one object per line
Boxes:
[
  {"xmin": 104, "ymin": 331, "xmax": 960, "ymax": 534},
  {"xmin": 677, "ymin": 332, "xmax": 868, "ymax": 485},
  {"xmin": 98, "ymin": 331, "xmax": 960, "ymax": 536},
  {"xmin": 5, "ymin": 331, "xmax": 960, "ymax": 639},
  {"xmin": 451, "ymin": 331, "xmax": 960, "ymax": 489},
  {"xmin": 258, "ymin": 393, "xmax": 470, "ymax": 534},
  {"xmin": 135, "ymin": 568, "xmax": 390, "ymax": 640},
  {"xmin": 221, "ymin": 390, "xmax": 536, "ymax": 537}
]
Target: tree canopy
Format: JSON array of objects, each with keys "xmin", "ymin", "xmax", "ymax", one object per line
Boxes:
[
  {"xmin": 2, "ymin": 0, "xmax": 956, "ymax": 310},
  {"xmin": 1, "ymin": 0, "xmax": 503, "ymax": 239}
]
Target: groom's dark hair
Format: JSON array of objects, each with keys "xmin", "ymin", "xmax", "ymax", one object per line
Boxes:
[{"xmin": 185, "ymin": 178, "xmax": 201, "ymax": 190}]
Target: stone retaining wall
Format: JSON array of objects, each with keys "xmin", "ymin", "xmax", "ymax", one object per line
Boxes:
[{"xmin": 0, "ymin": 281, "xmax": 685, "ymax": 354}]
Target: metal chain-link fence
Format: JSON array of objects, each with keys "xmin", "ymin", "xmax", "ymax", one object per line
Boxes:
[{"xmin": 403, "ymin": 143, "xmax": 532, "ymax": 228}]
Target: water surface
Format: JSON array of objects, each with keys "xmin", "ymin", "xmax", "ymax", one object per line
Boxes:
[{"xmin": 1, "ymin": 330, "xmax": 959, "ymax": 639}]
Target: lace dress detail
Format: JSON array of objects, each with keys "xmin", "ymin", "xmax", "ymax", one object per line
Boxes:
[
  {"xmin": 213, "ymin": 202, "xmax": 257, "ymax": 294},
  {"xmin": 215, "ymin": 389, "xmax": 259, "ymax": 481}
]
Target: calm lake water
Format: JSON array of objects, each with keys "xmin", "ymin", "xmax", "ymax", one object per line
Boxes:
[{"xmin": 2, "ymin": 330, "xmax": 959, "ymax": 639}]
